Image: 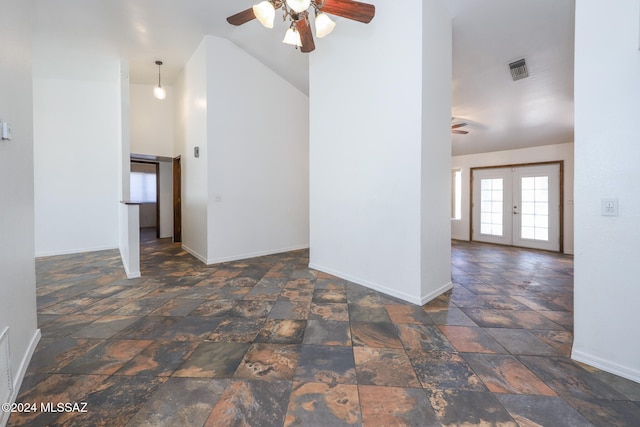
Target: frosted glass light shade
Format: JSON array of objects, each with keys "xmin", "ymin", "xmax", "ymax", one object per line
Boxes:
[
  {"xmin": 315, "ymin": 13, "xmax": 335, "ymax": 38},
  {"xmin": 286, "ymin": 0, "xmax": 311, "ymax": 13},
  {"xmin": 253, "ymin": 1, "xmax": 275, "ymax": 28},
  {"xmin": 153, "ymin": 85, "xmax": 166, "ymax": 100},
  {"xmin": 282, "ymin": 28, "xmax": 302, "ymax": 47}
]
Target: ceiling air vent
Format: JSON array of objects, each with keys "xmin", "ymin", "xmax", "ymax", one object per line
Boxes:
[{"xmin": 509, "ymin": 58, "xmax": 529, "ymax": 81}]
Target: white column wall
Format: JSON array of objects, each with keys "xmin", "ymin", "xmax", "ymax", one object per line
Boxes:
[
  {"xmin": 421, "ymin": 0, "xmax": 453, "ymax": 303},
  {"xmin": 310, "ymin": 0, "xmax": 451, "ymax": 304},
  {"xmin": 573, "ymin": 0, "xmax": 640, "ymax": 382},
  {"xmin": 203, "ymin": 36, "xmax": 309, "ymax": 263},
  {"xmin": 0, "ymin": 1, "xmax": 39, "ymax": 418},
  {"xmin": 33, "ymin": 57, "xmax": 121, "ymax": 257},
  {"xmin": 452, "ymin": 142, "xmax": 575, "ymax": 254},
  {"xmin": 174, "ymin": 40, "xmax": 209, "ymax": 261}
]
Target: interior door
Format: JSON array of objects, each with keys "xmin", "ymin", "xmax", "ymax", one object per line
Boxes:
[{"xmin": 472, "ymin": 164, "xmax": 561, "ymax": 251}]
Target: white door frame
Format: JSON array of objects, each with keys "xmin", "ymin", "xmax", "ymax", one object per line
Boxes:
[{"xmin": 470, "ymin": 161, "xmax": 564, "ymax": 252}]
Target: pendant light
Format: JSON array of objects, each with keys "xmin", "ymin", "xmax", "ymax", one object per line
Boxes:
[{"xmin": 153, "ymin": 60, "xmax": 167, "ymax": 100}]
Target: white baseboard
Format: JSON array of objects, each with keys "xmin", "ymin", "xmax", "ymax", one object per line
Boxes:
[
  {"xmin": 572, "ymin": 349, "xmax": 640, "ymax": 384},
  {"xmin": 308, "ymin": 263, "xmax": 450, "ymax": 306},
  {"xmin": 181, "ymin": 244, "xmax": 207, "ymax": 264},
  {"xmin": 35, "ymin": 245, "xmax": 118, "ymax": 258},
  {"xmin": 124, "ymin": 270, "xmax": 141, "ymax": 279},
  {"xmin": 206, "ymin": 245, "xmax": 310, "ymax": 265},
  {"xmin": 118, "ymin": 249, "xmax": 141, "ymax": 279},
  {"xmin": 0, "ymin": 329, "xmax": 40, "ymax": 427},
  {"xmin": 182, "ymin": 244, "xmax": 310, "ymax": 266},
  {"xmin": 420, "ymin": 281, "xmax": 453, "ymax": 305}
]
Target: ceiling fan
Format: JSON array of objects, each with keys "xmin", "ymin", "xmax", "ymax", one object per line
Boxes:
[
  {"xmin": 227, "ymin": 0, "xmax": 376, "ymax": 53},
  {"xmin": 451, "ymin": 122, "xmax": 469, "ymax": 135}
]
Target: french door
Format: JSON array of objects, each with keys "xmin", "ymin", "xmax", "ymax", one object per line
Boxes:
[{"xmin": 472, "ymin": 164, "xmax": 561, "ymax": 251}]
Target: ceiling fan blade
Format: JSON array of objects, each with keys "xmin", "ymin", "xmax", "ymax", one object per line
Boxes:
[
  {"xmin": 296, "ymin": 18, "xmax": 316, "ymax": 53},
  {"xmin": 452, "ymin": 130, "xmax": 469, "ymax": 135},
  {"xmin": 451, "ymin": 123, "xmax": 468, "ymax": 129},
  {"xmin": 227, "ymin": 8, "xmax": 256, "ymax": 26},
  {"xmin": 320, "ymin": 0, "xmax": 375, "ymax": 24}
]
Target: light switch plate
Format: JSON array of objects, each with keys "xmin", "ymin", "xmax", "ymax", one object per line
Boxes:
[
  {"xmin": 1, "ymin": 122, "xmax": 11, "ymax": 141},
  {"xmin": 601, "ymin": 198, "xmax": 618, "ymax": 216}
]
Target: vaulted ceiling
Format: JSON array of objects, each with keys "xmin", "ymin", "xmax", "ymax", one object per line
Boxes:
[{"xmin": 33, "ymin": 0, "xmax": 575, "ymax": 156}]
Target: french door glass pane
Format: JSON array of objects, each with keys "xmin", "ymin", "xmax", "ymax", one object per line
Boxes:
[
  {"xmin": 479, "ymin": 178, "xmax": 503, "ymax": 236},
  {"xmin": 520, "ymin": 176, "xmax": 549, "ymax": 241}
]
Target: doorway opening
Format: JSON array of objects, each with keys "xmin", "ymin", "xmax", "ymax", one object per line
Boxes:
[
  {"xmin": 130, "ymin": 154, "xmax": 180, "ymax": 243},
  {"xmin": 130, "ymin": 160, "xmax": 160, "ymax": 239},
  {"xmin": 471, "ymin": 161, "xmax": 564, "ymax": 252}
]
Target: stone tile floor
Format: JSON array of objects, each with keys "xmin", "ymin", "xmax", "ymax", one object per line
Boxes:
[{"xmin": 7, "ymin": 233, "xmax": 640, "ymax": 426}]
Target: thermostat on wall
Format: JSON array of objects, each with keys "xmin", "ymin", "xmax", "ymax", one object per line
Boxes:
[{"xmin": 1, "ymin": 122, "xmax": 11, "ymax": 141}]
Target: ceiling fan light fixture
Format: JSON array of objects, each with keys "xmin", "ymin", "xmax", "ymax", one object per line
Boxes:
[
  {"xmin": 282, "ymin": 27, "xmax": 302, "ymax": 47},
  {"xmin": 315, "ymin": 12, "xmax": 335, "ymax": 38},
  {"xmin": 286, "ymin": 0, "xmax": 311, "ymax": 13},
  {"xmin": 153, "ymin": 60, "xmax": 166, "ymax": 100},
  {"xmin": 253, "ymin": 1, "xmax": 275, "ymax": 29}
]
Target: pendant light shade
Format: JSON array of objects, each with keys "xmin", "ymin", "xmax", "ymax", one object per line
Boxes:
[
  {"xmin": 285, "ymin": 0, "xmax": 311, "ymax": 13},
  {"xmin": 154, "ymin": 60, "xmax": 166, "ymax": 100},
  {"xmin": 253, "ymin": 1, "xmax": 275, "ymax": 28},
  {"xmin": 315, "ymin": 12, "xmax": 336, "ymax": 38},
  {"xmin": 153, "ymin": 85, "xmax": 167, "ymax": 100},
  {"xmin": 282, "ymin": 27, "xmax": 302, "ymax": 47}
]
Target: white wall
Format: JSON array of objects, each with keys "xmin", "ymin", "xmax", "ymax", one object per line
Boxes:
[
  {"xmin": 0, "ymin": 1, "xmax": 39, "ymax": 422},
  {"xmin": 175, "ymin": 40, "xmax": 209, "ymax": 260},
  {"xmin": 421, "ymin": 0, "xmax": 453, "ymax": 302},
  {"xmin": 452, "ymin": 142, "xmax": 575, "ymax": 254},
  {"xmin": 33, "ymin": 56, "xmax": 121, "ymax": 256},
  {"xmin": 175, "ymin": 36, "xmax": 309, "ymax": 263},
  {"xmin": 310, "ymin": 0, "xmax": 451, "ymax": 305},
  {"xmin": 130, "ymin": 84, "xmax": 175, "ymax": 158},
  {"xmin": 204, "ymin": 36, "xmax": 309, "ymax": 263},
  {"xmin": 572, "ymin": 0, "xmax": 640, "ymax": 382}
]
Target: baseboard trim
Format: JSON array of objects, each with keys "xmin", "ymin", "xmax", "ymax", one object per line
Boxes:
[
  {"xmin": 309, "ymin": 263, "xmax": 450, "ymax": 306},
  {"xmin": 181, "ymin": 244, "xmax": 207, "ymax": 264},
  {"xmin": 125, "ymin": 270, "xmax": 141, "ymax": 279},
  {"xmin": 36, "ymin": 245, "xmax": 118, "ymax": 258},
  {"xmin": 420, "ymin": 281, "xmax": 453, "ymax": 305},
  {"xmin": 572, "ymin": 349, "xmax": 640, "ymax": 384},
  {"xmin": 0, "ymin": 329, "xmax": 40, "ymax": 427},
  {"xmin": 118, "ymin": 248, "xmax": 141, "ymax": 279},
  {"xmin": 207, "ymin": 245, "xmax": 310, "ymax": 265}
]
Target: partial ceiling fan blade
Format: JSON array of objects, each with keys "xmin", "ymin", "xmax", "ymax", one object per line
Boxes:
[
  {"xmin": 227, "ymin": 8, "xmax": 257, "ymax": 26},
  {"xmin": 452, "ymin": 130, "xmax": 469, "ymax": 135},
  {"xmin": 320, "ymin": 0, "xmax": 375, "ymax": 24},
  {"xmin": 296, "ymin": 18, "xmax": 316, "ymax": 53},
  {"xmin": 451, "ymin": 123, "xmax": 468, "ymax": 129}
]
